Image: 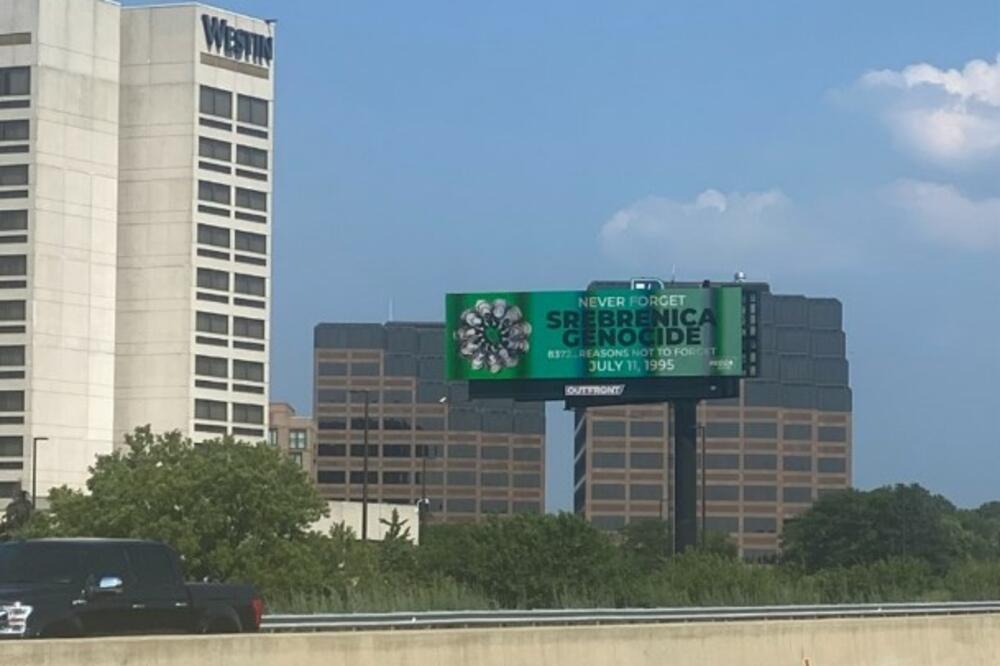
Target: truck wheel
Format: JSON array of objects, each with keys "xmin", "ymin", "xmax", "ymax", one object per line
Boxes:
[{"xmin": 201, "ymin": 611, "xmax": 243, "ymax": 634}]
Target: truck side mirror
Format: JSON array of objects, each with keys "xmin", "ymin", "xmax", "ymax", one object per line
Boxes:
[{"xmin": 89, "ymin": 575, "xmax": 124, "ymax": 597}]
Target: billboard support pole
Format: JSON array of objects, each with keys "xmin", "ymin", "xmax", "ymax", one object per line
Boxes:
[{"xmin": 673, "ymin": 399, "xmax": 698, "ymax": 554}]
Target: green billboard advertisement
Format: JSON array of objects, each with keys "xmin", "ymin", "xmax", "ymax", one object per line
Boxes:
[{"xmin": 445, "ymin": 287, "xmax": 744, "ymax": 381}]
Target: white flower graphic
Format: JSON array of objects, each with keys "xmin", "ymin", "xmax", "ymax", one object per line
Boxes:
[{"xmin": 455, "ymin": 299, "xmax": 532, "ymax": 374}]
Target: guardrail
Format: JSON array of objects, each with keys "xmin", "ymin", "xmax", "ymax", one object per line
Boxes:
[{"xmin": 261, "ymin": 601, "xmax": 1000, "ymax": 632}]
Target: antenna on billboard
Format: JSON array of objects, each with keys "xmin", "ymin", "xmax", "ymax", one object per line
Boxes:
[
  {"xmin": 670, "ymin": 265, "xmax": 677, "ymax": 283},
  {"xmin": 388, "ymin": 299, "xmax": 394, "ymax": 322}
]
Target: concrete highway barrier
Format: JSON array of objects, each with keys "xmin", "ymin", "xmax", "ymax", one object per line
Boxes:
[{"xmin": 3, "ymin": 613, "xmax": 1000, "ymax": 665}]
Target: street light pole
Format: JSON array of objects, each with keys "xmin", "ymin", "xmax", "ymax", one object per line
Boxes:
[
  {"xmin": 361, "ymin": 390, "xmax": 370, "ymax": 542},
  {"xmin": 698, "ymin": 424, "xmax": 707, "ymax": 547},
  {"xmin": 31, "ymin": 437, "xmax": 48, "ymax": 508}
]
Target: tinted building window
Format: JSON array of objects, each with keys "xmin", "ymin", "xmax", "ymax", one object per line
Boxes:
[
  {"xmin": 196, "ymin": 311, "xmax": 227, "ymax": 335},
  {"xmin": 235, "ymin": 230, "xmax": 266, "ymax": 254},
  {"xmin": 233, "ymin": 360, "xmax": 264, "ymax": 382},
  {"xmin": 744, "ymin": 516, "xmax": 778, "ymax": 533},
  {"xmin": 0, "ymin": 300, "xmax": 25, "ymax": 320},
  {"xmin": 199, "ymin": 137, "xmax": 231, "ymax": 161},
  {"xmin": 706, "ymin": 516, "xmax": 739, "ymax": 533},
  {"xmin": 447, "ymin": 471, "xmax": 475, "ymax": 486},
  {"xmin": 0, "ymin": 166, "xmax": 26, "ymax": 187},
  {"xmin": 0, "ymin": 210, "xmax": 26, "ymax": 231},
  {"xmin": 195, "ymin": 399, "xmax": 226, "ymax": 421},
  {"xmin": 818, "ymin": 457, "xmax": 846, "ymax": 473},
  {"xmin": 593, "ymin": 452, "xmax": 625, "ymax": 468},
  {"xmin": 591, "ymin": 484, "xmax": 625, "ymax": 500},
  {"xmin": 197, "ymin": 224, "xmax": 230, "ymax": 248},
  {"xmin": 235, "ymin": 187, "xmax": 267, "ymax": 211},
  {"xmin": 818, "ymin": 426, "xmax": 847, "ymax": 442},
  {"xmin": 783, "ymin": 424, "xmax": 812, "ymax": 441},
  {"xmin": 198, "ymin": 180, "xmax": 230, "ymax": 204},
  {"xmin": 0, "ymin": 120, "xmax": 28, "ymax": 142},
  {"xmin": 630, "ymin": 421, "xmax": 664, "ymax": 437},
  {"xmin": 237, "ymin": 94, "xmax": 269, "ymax": 126},
  {"xmin": 197, "ymin": 268, "xmax": 228, "ymax": 291},
  {"xmin": 630, "ymin": 452, "xmax": 663, "ymax": 469},
  {"xmin": 234, "ymin": 273, "xmax": 265, "ymax": 297},
  {"xmin": 706, "ymin": 454, "xmax": 740, "ymax": 469},
  {"xmin": 0, "ymin": 67, "xmax": 30, "ymax": 96},
  {"xmin": 446, "ymin": 498, "xmax": 475, "ymax": 513},
  {"xmin": 481, "ymin": 499, "xmax": 508, "ymax": 514},
  {"xmin": 513, "ymin": 447, "xmax": 541, "ymax": 462},
  {"xmin": 783, "ymin": 486, "xmax": 813, "ymax": 503},
  {"xmin": 513, "ymin": 473, "xmax": 541, "ymax": 488},
  {"xmin": 200, "ymin": 86, "xmax": 232, "ymax": 118},
  {"xmin": 0, "ymin": 346, "xmax": 23, "ymax": 366},
  {"xmin": 705, "ymin": 485, "xmax": 739, "ymax": 501},
  {"xmin": 481, "ymin": 472, "xmax": 509, "ymax": 487},
  {"xmin": 195, "ymin": 355, "xmax": 227, "ymax": 378},
  {"xmin": 236, "ymin": 145, "xmax": 268, "ymax": 169},
  {"xmin": 232, "ymin": 403, "xmax": 263, "ymax": 424},
  {"xmin": 481, "ymin": 446, "xmax": 509, "ymax": 460},
  {"xmin": 783, "ymin": 455, "xmax": 812, "ymax": 472},
  {"xmin": 629, "ymin": 484, "xmax": 662, "ymax": 500},
  {"xmin": 743, "ymin": 485, "xmax": 777, "ymax": 502},
  {"xmin": 233, "ymin": 317, "xmax": 265, "ymax": 339},
  {"xmin": 744, "ymin": 422, "xmax": 778, "ymax": 439},
  {"xmin": 0, "ymin": 435, "xmax": 22, "ymax": 457},
  {"xmin": 744, "ymin": 454, "xmax": 777, "ymax": 470},
  {"xmin": 592, "ymin": 421, "xmax": 626, "ymax": 437},
  {"xmin": 706, "ymin": 422, "xmax": 740, "ymax": 438},
  {"xmin": 317, "ymin": 470, "xmax": 345, "ymax": 484}
]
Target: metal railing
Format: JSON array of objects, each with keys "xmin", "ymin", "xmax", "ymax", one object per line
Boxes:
[{"xmin": 261, "ymin": 601, "xmax": 1000, "ymax": 633}]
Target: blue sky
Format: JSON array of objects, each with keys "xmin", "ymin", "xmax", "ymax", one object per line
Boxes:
[{"xmin": 136, "ymin": 1, "xmax": 999, "ymax": 508}]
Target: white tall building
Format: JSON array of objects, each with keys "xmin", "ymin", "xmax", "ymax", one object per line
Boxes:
[{"xmin": 0, "ymin": 0, "xmax": 275, "ymax": 504}]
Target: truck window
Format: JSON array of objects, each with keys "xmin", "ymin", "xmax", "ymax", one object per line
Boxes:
[
  {"xmin": 0, "ymin": 543, "xmax": 83, "ymax": 585},
  {"xmin": 125, "ymin": 544, "xmax": 180, "ymax": 591},
  {"xmin": 83, "ymin": 545, "xmax": 130, "ymax": 586}
]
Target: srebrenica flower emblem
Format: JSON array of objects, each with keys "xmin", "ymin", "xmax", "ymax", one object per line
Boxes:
[{"xmin": 455, "ymin": 299, "xmax": 532, "ymax": 373}]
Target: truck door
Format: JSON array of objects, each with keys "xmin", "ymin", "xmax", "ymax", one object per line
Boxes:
[
  {"xmin": 124, "ymin": 543, "xmax": 192, "ymax": 634},
  {"xmin": 76, "ymin": 544, "xmax": 139, "ymax": 635}
]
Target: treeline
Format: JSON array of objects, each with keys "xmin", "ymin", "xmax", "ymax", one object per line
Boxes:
[{"xmin": 10, "ymin": 428, "xmax": 1000, "ymax": 612}]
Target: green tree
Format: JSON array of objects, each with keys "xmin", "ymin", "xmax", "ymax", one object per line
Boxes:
[
  {"xmin": 618, "ymin": 518, "xmax": 671, "ymax": 572},
  {"xmin": 782, "ymin": 484, "xmax": 966, "ymax": 573},
  {"xmin": 17, "ymin": 426, "xmax": 328, "ymax": 596},
  {"xmin": 420, "ymin": 513, "xmax": 625, "ymax": 608}
]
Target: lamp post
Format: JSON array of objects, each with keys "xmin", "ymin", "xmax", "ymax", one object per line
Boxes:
[
  {"xmin": 696, "ymin": 423, "xmax": 707, "ymax": 547},
  {"xmin": 348, "ymin": 391, "xmax": 371, "ymax": 541},
  {"xmin": 31, "ymin": 436, "xmax": 48, "ymax": 509}
]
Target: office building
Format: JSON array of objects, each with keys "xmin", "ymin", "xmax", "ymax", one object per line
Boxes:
[
  {"xmin": 115, "ymin": 3, "xmax": 274, "ymax": 445},
  {"xmin": 574, "ymin": 283, "xmax": 852, "ymax": 559},
  {"xmin": 0, "ymin": 0, "xmax": 275, "ymax": 502},
  {"xmin": 269, "ymin": 401, "xmax": 314, "ymax": 475},
  {"xmin": 314, "ymin": 322, "xmax": 545, "ymax": 522}
]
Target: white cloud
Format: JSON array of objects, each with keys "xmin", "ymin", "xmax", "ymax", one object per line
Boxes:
[
  {"xmin": 858, "ymin": 55, "xmax": 1000, "ymax": 164},
  {"xmin": 886, "ymin": 180, "xmax": 1000, "ymax": 250},
  {"xmin": 598, "ymin": 189, "xmax": 841, "ymax": 277}
]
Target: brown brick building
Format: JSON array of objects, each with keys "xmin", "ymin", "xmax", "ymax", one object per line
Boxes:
[
  {"xmin": 574, "ymin": 288, "xmax": 851, "ymax": 559},
  {"xmin": 312, "ymin": 322, "xmax": 545, "ymax": 522}
]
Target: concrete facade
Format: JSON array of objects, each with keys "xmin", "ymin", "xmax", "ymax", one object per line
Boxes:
[
  {"xmin": 115, "ymin": 4, "xmax": 274, "ymax": 445},
  {"xmin": 0, "ymin": 0, "xmax": 121, "ymax": 499},
  {"xmin": 0, "ymin": 1, "xmax": 274, "ymax": 502},
  {"xmin": 314, "ymin": 322, "xmax": 545, "ymax": 523},
  {"xmin": 575, "ymin": 283, "xmax": 852, "ymax": 559},
  {"xmin": 3, "ymin": 614, "xmax": 1000, "ymax": 666}
]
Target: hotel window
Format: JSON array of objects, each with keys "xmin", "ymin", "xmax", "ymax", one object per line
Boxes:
[
  {"xmin": 0, "ymin": 390, "xmax": 23, "ymax": 412},
  {"xmin": 0, "ymin": 120, "xmax": 28, "ymax": 142},
  {"xmin": 0, "ymin": 436, "xmax": 21, "ymax": 457},
  {"xmin": 0, "ymin": 257, "xmax": 25, "ymax": 276},
  {"xmin": 233, "ymin": 360, "xmax": 264, "ymax": 382},
  {"xmin": 234, "ymin": 230, "xmax": 266, "ymax": 254},
  {"xmin": 0, "ymin": 300, "xmax": 25, "ymax": 320},
  {"xmin": 234, "ymin": 273, "xmax": 265, "ymax": 297},
  {"xmin": 237, "ymin": 95, "xmax": 268, "ymax": 127},
  {"xmin": 198, "ymin": 180, "xmax": 230, "ymax": 205},
  {"xmin": 0, "ymin": 166, "xmax": 28, "ymax": 186},
  {"xmin": 0, "ymin": 211, "xmax": 26, "ymax": 231},
  {"xmin": 289, "ymin": 430, "xmax": 307, "ymax": 450},
  {"xmin": 199, "ymin": 137, "xmax": 231, "ymax": 161},
  {"xmin": 197, "ymin": 268, "xmax": 229, "ymax": 292},
  {"xmin": 233, "ymin": 317, "xmax": 265, "ymax": 339},
  {"xmin": 196, "ymin": 311, "xmax": 228, "ymax": 335},
  {"xmin": 0, "ymin": 67, "xmax": 29, "ymax": 96},
  {"xmin": 195, "ymin": 399, "xmax": 227, "ymax": 422},
  {"xmin": 267, "ymin": 429, "xmax": 277, "ymax": 446},
  {"xmin": 195, "ymin": 355, "xmax": 227, "ymax": 378},
  {"xmin": 0, "ymin": 346, "xmax": 23, "ymax": 366},
  {"xmin": 199, "ymin": 86, "xmax": 232, "ymax": 118},
  {"xmin": 197, "ymin": 224, "xmax": 230, "ymax": 248},
  {"xmin": 233, "ymin": 403, "xmax": 264, "ymax": 425},
  {"xmin": 235, "ymin": 187, "xmax": 267, "ymax": 212},
  {"xmin": 236, "ymin": 145, "xmax": 268, "ymax": 169}
]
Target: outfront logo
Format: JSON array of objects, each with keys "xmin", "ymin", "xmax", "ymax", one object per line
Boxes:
[{"xmin": 202, "ymin": 15, "xmax": 274, "ymax": 66}]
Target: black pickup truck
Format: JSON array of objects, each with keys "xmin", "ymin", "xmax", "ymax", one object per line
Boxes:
[{"xmin": 0, "ymin": 538, "xmax": 263, "ymax": 638}]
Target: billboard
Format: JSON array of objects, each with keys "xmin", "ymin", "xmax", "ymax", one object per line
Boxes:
[{"xmin": 445, "ymin": 287, "xmax": 744, "ymax": 381}]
